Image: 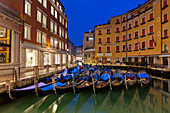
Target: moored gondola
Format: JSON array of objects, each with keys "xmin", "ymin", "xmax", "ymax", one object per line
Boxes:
[
  {"xmin": 137, "ymin": 70, "xmax": 150, "ymax": 87},
  {"xmin": 111, "ymin": 69, "xmax": 124, "ymax": 90},
  {"xmin": 124, "ymin": 69, "xmax": 137, "ymax": 90}
]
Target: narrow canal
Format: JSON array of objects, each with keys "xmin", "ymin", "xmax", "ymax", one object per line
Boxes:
[{"xmin": 0, "ymin": 78, "xmax": 169, "ymax": 113}]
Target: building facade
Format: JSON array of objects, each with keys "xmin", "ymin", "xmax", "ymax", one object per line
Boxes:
[
  {"xmin": 75, "ymin": 45, "xmax": 83, "ymax": 62},
  {"xmin": 0, "ymin": 2, "xmax": 21, "ymax": 69},
  {"xmin": 68, "ymin": 37, "xmax": 76, "ymax": 64},
  {"xmin": 0, "ymin": 0, "xmax": 68, "ymax": 68},
  {"xmin": 95, "ymin": 0, "xmax": 170, "ymax": 68},
  {"xmin": 83, "ymin": 28, "xmax": 95, "ymax": 64}
]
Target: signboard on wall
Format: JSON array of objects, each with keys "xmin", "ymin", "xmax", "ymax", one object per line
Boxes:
[{"xmin": 0, "ymin": 27, "xmax": 6, "ymax": 37}]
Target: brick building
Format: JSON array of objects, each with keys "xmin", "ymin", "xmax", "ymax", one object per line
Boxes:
[{"xmin": 0, "ymin": 0, "xmax": 68, "ymax": 68}]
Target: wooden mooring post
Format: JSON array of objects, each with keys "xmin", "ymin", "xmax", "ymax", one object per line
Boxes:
[
  {"xmin": 6, "ymin": 80, "xmax": 15, "ymax": 99},
  {"xmin": 34, "ymin": 66, "xmax": 39, "ymax": 96}
]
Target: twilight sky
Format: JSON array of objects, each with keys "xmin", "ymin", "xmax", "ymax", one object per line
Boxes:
[{"xmin": 61, "ymin": 0, "xmax": 147, "ymax": 46}]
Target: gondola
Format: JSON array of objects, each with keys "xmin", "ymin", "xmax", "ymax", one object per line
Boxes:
[
  {"xmin": 38, "ymin": 66, "xmax": 81, "ymax": 96},
  {"xmin": 10, "ymin": 67, "xmax": 71, "ymax": 98},
  {"xmin": 95, "ymin": 71, "xmax": 111, "ymax": 93},
  {"xmin": 111, "ymin": 69, "xmax": 124, "ymax": 90},
  {"xmin": 124, "ymin": 69, "xmax": 137, "ymax": 89},
  {"xmin": 137, "ymin": 70, "xmax": 150, "ymax": 87}
]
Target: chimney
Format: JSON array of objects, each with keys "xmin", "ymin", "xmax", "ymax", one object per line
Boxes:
[
  {"xmin": 138, "ymin": 4, "xmax": 141, "ymax": 7},
  {"xmin": 89, "ymin": 28, "xmax": 91, "ymax": 33}
]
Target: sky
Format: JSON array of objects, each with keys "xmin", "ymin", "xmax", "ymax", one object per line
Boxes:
[{"xmin": 61, "ymin": 0, "xmax": 147, "ymax": 46}]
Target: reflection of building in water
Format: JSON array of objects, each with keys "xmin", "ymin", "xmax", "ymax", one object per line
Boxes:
[{"xmin": 96, "ymin": 78, "xmax": 170, "ymax": 113}]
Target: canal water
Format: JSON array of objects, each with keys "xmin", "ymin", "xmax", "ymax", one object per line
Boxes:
[{"xmin": 0, "ymin": 78, "xmax": 169, "ymax": 113}]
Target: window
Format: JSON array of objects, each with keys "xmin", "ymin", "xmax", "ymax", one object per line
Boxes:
[
  {"xmin": 37, "ymin": 30, "xmax": 41, "ymax": 43},
  {"xmin": 25, "ymin": 0, "xmax": 31, "ymax": 16},
  {"xmin": 163, "ymin": 13, "xmax": 168, "ymax": 22},
  {"xmin": 116, "ymin": 46, "xmax": 120, "ymax": 52},
  {"xmin": 149, "ymin": 13, "xmax": 154, "ymax": 20},
  {"xmin": 37, "ymin": 10, "xmax": 42, "ymax": 23},
  {"xmin": 135, "ymin": 31, "xmax": 138, "ymax": 38},
  {"xmin": 128, "ymin": 33, "xmax": 132, "ymax": 40},
  {"xmin": 107, "ymin": 29, "xmax": 111, "ymax": 34},
  {"xmin": 43, "ymin": 0, "xmax": 47, "ymax": 8},
  {"xmin": 123, "ymin": 26, "xmax": 126, "ymax": 31},
  {"xmin": 65, "ymin": 43, "xmax": 67, "ymax": 50},
  {"xmin": 163, "ymin": 0, "xmax": 168, "ymax": 7},
  {"xmin": 141, "ymin": 41, "xmax": 146, "ymax": 49},
  {"xmin": 42, "ymin": 33, "xmax": 47, "ymax": 46},
  {"xmin": 107, "ymin": 37, "xmax": 111, "ymax": 43},
  {"xmin": 98, "ymin": 38, "xmax": 102, "ymax": 43},
  {"xmin": 164, "ymin": 44, "xmax": 168, "ymax": 52},
  {"xmin": 86, "ymin": 37, "xmax": 89, "ymax": 41},
  {"xmin": 62, "ymin": 28, "xmax": 64, "ymax": 38},
  {"xmin": 142, "ymin": 17, "xmax": 145, "ymax": 23},
  {"xmin": 123, "ymin": 35, "xmax": 126, "ymax": 41},
  {"xmin": 107, "ymin": 46, "xmax": 110, "ymax": 52},
  {"xmin": 123, "ymin": 45, "xmax": 126, "ymax": 51},
  {"xmin": 116, "ymin": 27, "xmax": 120, "ymax": 32},
  {"xmin": 24, "ymin": 25, "xmax": 31, "ymax": 40},
  {"xmin": 116, "ymin": 19, "xmax": 120, "ymax": 23},
  {"xmin": 129, "ymin": 23, "xmax": 132, "ymax": 29},
  {"xmin": 42, "ymin": 14, "xmax": 47, "ymax": 28},
  {"xmin": 135, "ymin": 21, "xmax": 138, "ymax": 27},
  {"xmin": 164, "ymin": 29, "xmax": 168, "ymax": 37},
  {"xmin": 59, "ymin": 41, "xmax": 61, "ymax": 50},
  {"xmin": 131, "ymin": 14, "xmax": 134, "ymax": 18},
  {"xmin": 98, "ymin": 47, "xmax": 102, "ymax": 52},
  {"xmin": 54, "ymin": 23, "xmax": 57, "ymax": 34},
  {"xmin": 65, "ymin": 31, "xmax": 67, "ymax": 39},
  {"xmin": 55, "ymin": 10, "xmax": 58, "ymax": 19},
  {"xmin": 142, "ymin": 29, "xmax": 146, "ymax": 36},
  {"xmin": 50, "ymin": 37, "xmax": 54, "ymax": 47},
  {"xmin": 62, "ymin": 42, "xmax": 64, "ymax": 50},
  {"xmin": 123, "ymin": 16, "xmax": 126, "ymax": 22},
  {"xmin": 59, "ymin": 27, "xmax": 61, "ymax": 37},
  {"xmin": 65, "ymin": 22, "xmax": 68, "ymax": 28},
  {"xmin": 51, "ymin": 6, "xmax": 54, "ymax": 15},
  {"xmin": 62, "ymin": 18, "xmax": 64, "ymax": 25},
  {"xmin": 137, "ymin": 11, "xmax": 141, "ymax": 14},
  {"xmin": 38, "ymin": 0, "xmax": 42, "ymax": 3},
  {"xmin": 128, "ymin": 44, "xmax": 132, "ymax": 51},
  {"xmin": 135, "ymin": 43, "xmax": 139, "ymax": 50},
  {"xmin": 145, "ymin": 6, "xmax": 148, "ymax": 10},
  {"xmin": 116, "ymin": 36, "xmax": 120, "ymax": 42},
  {"xmin": 54, "ymin": 39, "xmax": 58, "ymax": 48},
  {"xmin": 98, "ymin": 30, "xmax": 102, "ymax": 35},
  {"xmin": 149, "ymin": 26, "xmax": 154, "ymax": 34},
  {"xmin": 59, "ymin": 15, "xmax": 62, "ymax": 23},
  {"xmin": 50, "ymin": 20, "xmax": 54, "ymax": 32},
  {"xmin": 149, "ymin": 40, "xmax": 154, "ymax": 48}
]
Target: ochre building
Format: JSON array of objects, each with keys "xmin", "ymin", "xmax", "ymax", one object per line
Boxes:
[{"xmin": 95, "ymin": 0, "xmax": 170, "ymax": 69}]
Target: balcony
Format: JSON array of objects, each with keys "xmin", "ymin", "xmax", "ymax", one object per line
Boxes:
[
  {"xmin": 162, "ymin": 20, "xmax": 168, "ymax": 24},
  {"xmin": 162, "ymin": 50, "xmax": 168, "ymax": 53},
  {"xmin": 162, "ymin": 5, "xmax": 168, "ymax": 10}
]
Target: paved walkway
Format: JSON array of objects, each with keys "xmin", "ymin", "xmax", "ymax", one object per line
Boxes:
[{"xmin": 0, "ymin": 64, "xmax": 74, "ymax": 85}]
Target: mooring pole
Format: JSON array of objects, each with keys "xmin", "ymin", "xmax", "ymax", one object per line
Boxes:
[
  {"xmin": 34, "ymin": 66, "xmax": 39, "ymax": 96},
  {"xmin": 52, "ymin": 78, "xmax": 57, "ymax": 95},
  {"xmin": 6, "ymin": 80, "xmax": 15, "ymax": 99}
]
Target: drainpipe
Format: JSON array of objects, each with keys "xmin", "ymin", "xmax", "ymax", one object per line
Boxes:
[
  {"xmin": 125, "ymin": 13, "xmax": 128, "ymax": 63},
  {"xmin": 22, "ymin": 0, "xmax": 25, "ymax": 43},
  {"xmin": 160, "ymin": 0, "xmax": 163, "ymax": 54}
]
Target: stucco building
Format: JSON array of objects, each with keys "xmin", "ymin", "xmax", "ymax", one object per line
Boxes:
[
  {"xmin": 83, "ymin": 28, "xmax": 95, "ymax": 64},
  {"xmin": 95, "ymin": 0, "xmax": 170, "ymax": 69}
]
